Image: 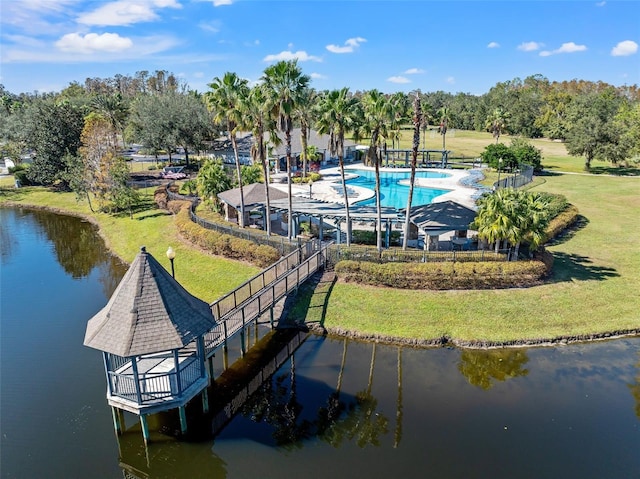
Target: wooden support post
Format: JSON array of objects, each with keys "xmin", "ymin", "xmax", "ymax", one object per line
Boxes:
[
  {"xmin": 222, "ymin": 345, "xmax": 229, "ymax": 370},
  {"xmin": 202, "ymin": 388, "xmax": 209, "ymax": 414},
  {"xmin": 140, "ymin": 414, "xmax": 150, "ymax": 444},
  {"xmin": 207, "ymin": 356, "xmax": 214, "ymax": 379},
  {"xmin": 179, "ymin": 406, "xmax": 188, "ymax": 435},
  {"xmin": 240, "ymin": 329, "xmax": 246, "ymax": 357},
  {"xmin": 270, "ymin": 307, "xmax": 275, "ymax": 329},
  {"xmin": 112, "ymin": 407, "xmax": 123, "ymax": 435}
]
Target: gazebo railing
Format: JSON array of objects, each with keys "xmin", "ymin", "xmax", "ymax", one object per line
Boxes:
[{"xmin": 107, "ymin": 352, "xmax": 203, "ymax": 405}]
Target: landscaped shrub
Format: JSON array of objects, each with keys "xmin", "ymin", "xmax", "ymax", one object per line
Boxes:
[
  {"xmin": 335, "ymin": 258, "xmax": 549, "ymax": 290},
  {"xmin": 351, "ymin": 229, "xmax": 402, "ymax": 246},
  {"xmin": 544, "ymin": 204, "xmax": 580, "ymax": 241},
  {"xmin": 173, "ymin": 205, "xmax": 280, "ymax": 267}
]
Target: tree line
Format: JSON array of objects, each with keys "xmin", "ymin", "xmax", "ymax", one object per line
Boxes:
[{"xmin": 1, "ymin": 65, "xmax": 638, "ymax": 254}]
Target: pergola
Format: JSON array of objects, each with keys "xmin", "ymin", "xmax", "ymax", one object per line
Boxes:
[{"xmin": 268, "ymin": 196, "xmax": 401, "ymax": 243}]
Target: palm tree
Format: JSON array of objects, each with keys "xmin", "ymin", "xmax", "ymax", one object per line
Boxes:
[
  {"xmin": 206, "ymin": 72, "xmax": 249, "ymax": 227},
  {"xmin": 362, "ymin": 89, "xmax": 392, "ymax": 252},
  {"xmin": 486, "ymin": 107, "xmax": 508, "ymax": 143},
  {"xmin": 420, "ymin": 98, "xmax": 433, "ymax": 150},
  {"xmin": 262, "ymin": 60, "xmax": 310, "ymax": 240},
  {"xmin": 472, "ymin": 189, "xmax": 515, "ymax": 253},
  {"xmin": 402, "ymin": 93, "xmax": 422, "ymax": 250},
  {"xmin": 242, "ymin": 84, "xmax": 277, "ymax": 235},
  {"xmin": 437, "ymin": 106, "xmax": 451, "ymax": 150},
  {"xmin": 91, "ymin": 93, "xmax": 129, "ymax": 148},
  {"xmin": 294, "ymin": 88, "xmax": 317, "ymax": 178},
  {"xmin": 508, "ymin": 190, "xmax": 550, "ymax": 260},
  {"xmin": 316, "ymin": 88, "xmax": 359, "ymax": 246}
]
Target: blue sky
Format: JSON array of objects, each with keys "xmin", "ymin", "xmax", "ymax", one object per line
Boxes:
[{"xmin": 1, "ymin": 0, "xmax": 638, "ymax": 96}]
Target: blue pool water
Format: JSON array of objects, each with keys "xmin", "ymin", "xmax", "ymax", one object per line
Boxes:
[{"xmin": 346, "ymin": 169, "xmax": 450, "ymax": 209}]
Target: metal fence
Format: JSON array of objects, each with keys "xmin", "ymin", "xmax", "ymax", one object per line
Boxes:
[
  {"xmin": 325, "ymin": 244, "xmax": 508, "ymax": 265},
  {"xmin": 493, "ymin": 164, "xmax": 534, "ymax": 190},
  {"xmin": 165, "ymin": 185, "xmax": 305, "ymax": 257}
]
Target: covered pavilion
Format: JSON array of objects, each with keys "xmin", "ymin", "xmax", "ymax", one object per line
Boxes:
[{"xmin": 409, "ymin": 200, "xmax": 478, "ymax": 250}]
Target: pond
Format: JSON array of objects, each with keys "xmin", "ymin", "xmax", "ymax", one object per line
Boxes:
[{"xmin": 1, "ymin": 207, "xmax": 638, "ymax": 479}]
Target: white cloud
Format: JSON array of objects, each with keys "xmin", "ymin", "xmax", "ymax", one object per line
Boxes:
[
  {"xmin": 387, "ymin": 76, "xmax": 410, "ymax": 84},
  {"xmin": 213, "ymin": 0, "xmax": 232, "ymax": 5},
  {"xmin": 77, "ymin": 0, "xmax": 182, "ymax": 26},
  {"xmin": 404, "ymin": 68, "xmax": 424, "ymax": 74},
  {"xmin": 4, "ymin": 34, "xmax": 179, "ymax": 62},
  {"xmin": 611, "ymin": 40, "xmax": 638, "ymax": 57},
  {"xmin": 446, "ymin": 76, "xmax": 455, "ymax": 84},
  {"xmin": 539, "ymin": 42, "xmax": 587, "ymax": 56},
  {"xmin": 199, "ymin": 20, "xmax": 221, "ymax": 33},
  {"xmin": 518, "ymin": 41, "xmax": 543, "ymax": 52},
  {"xmin": 487, "ymin": 42, "xmax": 500, "ymax": 48},
  {"xmin": 263, "ymin": 50, "xmax": 322, "ymax": 62},
  {"xmin": 326, "ymin": 37, "xmax": 366, "ymax": 54},
  {"xmin": 596, "ymin": 1, "xmax": 606, "ymax": 6},
  {"xmin": 55, "ymin": 32, "xmax": 133, "ymax": 53}
]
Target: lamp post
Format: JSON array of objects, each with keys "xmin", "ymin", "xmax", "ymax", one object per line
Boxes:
[
  {"xmin": 497, "ymin": 157, "xmax": 503, "ymax": 188},
  {"xmin": 309, "ymin": 182, "xmax": 313, "ymax": 199},
  {"xmin": 166, "ymin": 247, "xmax": 176, "ymax": 278}
]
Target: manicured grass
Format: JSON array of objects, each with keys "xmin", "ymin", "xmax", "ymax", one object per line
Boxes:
[
  {"xmin": 2, "ymin": 130, "xmax": 638, "ymax": 343},
  {"xmin": 291, "ymin": 172, "xmax": 640, "ymax": 342}
]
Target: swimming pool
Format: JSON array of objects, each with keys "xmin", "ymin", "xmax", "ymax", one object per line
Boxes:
[{"xmin": 346, "ymin": 169, "xmax": 450, "ymax": 209}]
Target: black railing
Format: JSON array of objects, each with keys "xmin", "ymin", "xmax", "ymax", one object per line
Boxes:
[{"xmin": 493, "ymin": 164, "xmax": 534, "ymax": 190}]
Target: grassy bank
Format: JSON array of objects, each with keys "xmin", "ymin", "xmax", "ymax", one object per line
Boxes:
[
  {"xmin": 290, "ymin": 172, "xmax": 640, "ymax": 343},
  {"xmin": 2, "ymin": 137, "xmax": 638, "ymax": 344},
  {"xmin": 0, "ymin": 186, "xmax": 259, "ymax": 302}
]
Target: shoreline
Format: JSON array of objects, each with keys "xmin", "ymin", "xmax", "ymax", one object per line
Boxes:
[{"xmin": 3, "ymin": 200, "xmax": 638, "ymax": 350}]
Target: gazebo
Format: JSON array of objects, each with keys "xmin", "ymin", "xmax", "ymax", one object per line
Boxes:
[
  {"xmin": 83, "ymin": 246, "xmax": 216, "ymax": 442},
  {"xmin": 409, "ymin": 200, "xmax": 477, "ymax": 250},
  {"xmin": 217, "ymin": 182, "xmax": 288, "ymax": 227}
]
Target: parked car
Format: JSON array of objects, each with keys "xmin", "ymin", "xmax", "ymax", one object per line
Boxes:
[{"xmin": 161, "ymin": 166, "xmax": 187, "ymax": 179}]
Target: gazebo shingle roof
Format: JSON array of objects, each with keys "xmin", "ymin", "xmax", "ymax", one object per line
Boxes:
[{"xmin": 84, "ymin": 247, "xmax": 216, "ymax": 357}]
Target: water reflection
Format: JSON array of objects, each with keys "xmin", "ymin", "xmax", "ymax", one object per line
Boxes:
[
  {"xmin": 458, "ymin": 348, "xmax": 529, "ymax": 389},
  {"xmin": 630, "ymin": 351, "xmax": 640, "ymax": 419}
]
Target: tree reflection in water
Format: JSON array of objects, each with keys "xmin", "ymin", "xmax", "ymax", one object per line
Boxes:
[
  {"xmin": 240, "ymin": 340, "xmax": 389, "ymax": 449},
  {"xmin": 629, "ymin": 351, "xmax": 640, "ymax": 419},
  {"xmin": 458, "ymin": 348, "xmax": 529, "ymax": 390}
]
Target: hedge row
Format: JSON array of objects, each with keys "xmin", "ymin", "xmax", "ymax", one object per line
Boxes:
[
  {"xmin": 335, "ymin": 256, "xmax": 551, "ymax": 290},
  {"xmin": 154, "ymin": 184, "xmax": 282, "ymax": 269},
  {"xmin": 544, "ymin": 204, "xmax": 580, "ymax": 242},
  {"xmin": 174, "ymin": 205, "xmax": 281, "ymax": 267}
]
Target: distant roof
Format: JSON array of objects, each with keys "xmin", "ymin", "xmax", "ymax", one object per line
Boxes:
[
  {"xmin": 217, "ymin": 182, "xmax": 289, "ymax": 209},
  {"xmin": 267, "ymin": 128, "xmax": 356, "ymax": 157},
  {"xmin": 409, "ymin": 200, "xmax": 477, "ymax": 232},
  {"xmin": 84, "ymin": 247, "xmax": 216, "ymax": 357}
]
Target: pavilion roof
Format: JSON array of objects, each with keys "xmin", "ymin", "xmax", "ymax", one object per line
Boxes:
[
  {"xmin": 409, "ymin": 200, "xmax": 477, "ymax": 232},
  {"xmin": 83, "ymin": 247, "xmax": 216, "ymax": 357},
  {"xmin": 217, "ymin": 183, "xmax": 288, "ymax": 209}
]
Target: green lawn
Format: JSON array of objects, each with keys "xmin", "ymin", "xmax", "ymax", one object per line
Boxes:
[
  {"xmin": 290, "ymin": 172, "xmax": 640, "ymax": 343},
  {"xmin": 2, "ymin": 132, "xmax": 638, "ymax": 344}
]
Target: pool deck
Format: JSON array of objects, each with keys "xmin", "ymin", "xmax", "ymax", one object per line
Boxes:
[{"xmin": 270, "ymin": 163, "xmax": 481, "ymax": 210}]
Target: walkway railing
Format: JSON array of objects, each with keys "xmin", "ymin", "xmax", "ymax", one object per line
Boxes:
[{"xmin": 203, "ymin": 244, "xmax": 328, "ymax": 357}]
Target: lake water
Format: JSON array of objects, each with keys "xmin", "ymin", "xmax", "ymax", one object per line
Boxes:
[{"xmin": 1, "ymin": 207, "xmax": 639, "ymax": 479}]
